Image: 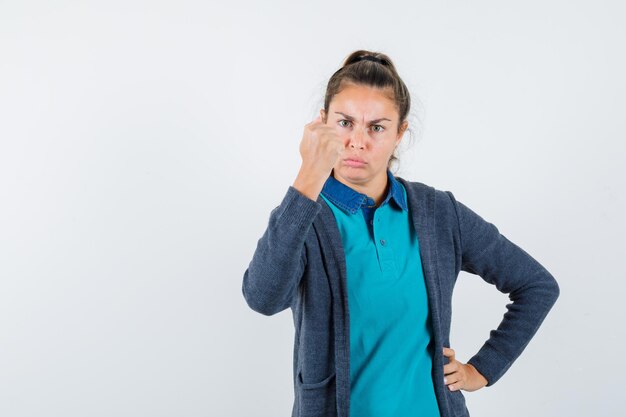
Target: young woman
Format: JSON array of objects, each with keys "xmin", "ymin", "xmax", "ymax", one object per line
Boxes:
[{"xmin": 242, "ymin": 50, "xmax": 559, "ymax": 417}]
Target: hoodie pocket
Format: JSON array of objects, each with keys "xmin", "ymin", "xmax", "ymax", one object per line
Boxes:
[{"xmin": 296, "ymin": 370, "xmax": 337, "ymax": 417}]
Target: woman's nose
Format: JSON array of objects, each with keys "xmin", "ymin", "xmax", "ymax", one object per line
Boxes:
[{"xmin": 348, "ymin": 128, "xmax": 366, "ymax": 149}]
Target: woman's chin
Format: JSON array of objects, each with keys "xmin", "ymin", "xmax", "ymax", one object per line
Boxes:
[{"xmin": 334, "ymin": 166, "xmax": 369, "ymax": 182}]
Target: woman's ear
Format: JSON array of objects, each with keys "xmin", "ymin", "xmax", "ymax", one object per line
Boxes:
[
  {"xmin": 320, "ymin": 109, "xmax": 326, "ymax": 123},
  {"xmin": 397, "ymin": 120, "xmax": 408, "ymax": 139}
]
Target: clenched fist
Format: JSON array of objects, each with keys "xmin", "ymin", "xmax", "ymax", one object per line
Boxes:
[
  {"xmin": 292, "ymin": 114, "xmax": 345, "ymax": 201},
  {"xmin": 299, "ymin": 115, "xmax": 344, "ymax": 177}
]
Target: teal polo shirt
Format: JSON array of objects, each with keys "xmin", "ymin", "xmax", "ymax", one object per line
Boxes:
[{"xmin": 319, "ymin": 170, "xmax": 440, "ymax": 417}]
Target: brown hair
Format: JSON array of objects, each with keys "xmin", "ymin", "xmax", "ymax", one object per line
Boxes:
[{"xmin": 323, "ymin": 50, "xmax": 415, "ymax": 171}]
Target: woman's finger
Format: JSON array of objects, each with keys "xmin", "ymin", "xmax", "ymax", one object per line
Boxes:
[
  {"xmin": 443, "ymin": 347, "xmax": 455, "ymax": 359},
  {"xmin": 448, "ymin": 380, "xmax": 463, "ymax": 391},
  {"xmin": 444, "ymin": 371, "xmax": 462, "ymax": 386},
  {"xmin": 443, "ymin": 364, "xmax": 459, "ymax": 376}
]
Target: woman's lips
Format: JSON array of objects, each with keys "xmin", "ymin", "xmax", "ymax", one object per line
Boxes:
[{"xmin": 343, "ymin": 158, "xmax": 366, "ymax": 168}]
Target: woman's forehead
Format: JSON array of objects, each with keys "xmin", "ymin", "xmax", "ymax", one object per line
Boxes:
[{"xmin": 330, "ymin": 86, "xmax": 397, "ymax": 118}]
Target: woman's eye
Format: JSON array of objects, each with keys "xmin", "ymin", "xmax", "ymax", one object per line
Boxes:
[
  {"xmin": 338, "ymin": 120, "xmax": 384, "ymax": 133},
  {"xmin": 339, "ymin": 119, "xmax": 352, "ymax": 128}
]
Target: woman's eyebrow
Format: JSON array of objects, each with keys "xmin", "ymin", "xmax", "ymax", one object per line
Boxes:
[{"xmin": 334, "ymin": 112, "xmax": 392, "ymax": 124}]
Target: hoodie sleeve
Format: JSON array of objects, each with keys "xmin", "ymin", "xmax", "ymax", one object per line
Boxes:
[
  {"xmin": 242, "ymin": 186, "xmax": 322, "ymax": 316},
  {"xmin": 445, "ymin": 191, "xmax": 560, "ymax": 386}
]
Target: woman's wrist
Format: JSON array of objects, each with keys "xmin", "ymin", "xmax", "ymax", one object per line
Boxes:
[
  {"xmin": 465, "ymin": 363, "xmax": 488, "ymax": 388},
  {"xmin": 292, "ymin": 168, "xmax": 327, "ymax": 202}
]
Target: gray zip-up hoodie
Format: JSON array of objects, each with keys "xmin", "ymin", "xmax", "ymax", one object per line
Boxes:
[{"xmin": 242, "ymin": 177, "xmax": 560, "ymax": 417}]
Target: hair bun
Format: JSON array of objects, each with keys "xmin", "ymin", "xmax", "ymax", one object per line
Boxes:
[{"xmin": 352, "ymin": 55, "xmax": 386, "ymax": 65}]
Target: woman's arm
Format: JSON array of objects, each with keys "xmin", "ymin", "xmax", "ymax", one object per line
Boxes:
[
  {"xmin": 242, "ymin": 114, "xmax": 343, "ymax": 316},
  {"xmin": 446, "ymin": 191, "xmax": 560, "ymax": 387},
  {"xmin": 241, "ymin": 186, "xmax": 321, "ymax": 316}
]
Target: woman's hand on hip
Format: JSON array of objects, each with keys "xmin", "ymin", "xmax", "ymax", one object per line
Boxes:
[{"xmin": 442, "ymin": 347, "xmax": 488, "ymax": 392}]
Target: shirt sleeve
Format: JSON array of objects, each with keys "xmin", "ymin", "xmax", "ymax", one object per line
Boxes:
[
  {"xmin": 242, "ymin": 186, "xmax": 322, "ymax": 316},
  {"xmin": 445, "ymin": 191, "xmax": 560, "ymax": 386}
]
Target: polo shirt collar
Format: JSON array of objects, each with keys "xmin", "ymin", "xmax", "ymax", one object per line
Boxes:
[{"xmin": 320, "ymin": 169, "xmax": 408, "ymax": 214}]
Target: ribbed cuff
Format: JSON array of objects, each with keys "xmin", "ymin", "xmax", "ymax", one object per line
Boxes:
[
  {"xmin": 274, "ymin": 185, "xmax": 322, "ymax": 231},
  {"xmin": 467, "ymin": 343, "xmax": 512, "ymax": 387}
]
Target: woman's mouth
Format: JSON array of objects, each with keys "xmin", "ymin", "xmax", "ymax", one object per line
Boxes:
[{"xmin": 343, "ymin": 158, "xmax": 366, "ymax": 168}]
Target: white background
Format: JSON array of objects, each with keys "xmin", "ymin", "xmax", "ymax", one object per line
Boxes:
[{"xmin": 1, "ymin": 1, "xmax": 624, "ymax": 416}]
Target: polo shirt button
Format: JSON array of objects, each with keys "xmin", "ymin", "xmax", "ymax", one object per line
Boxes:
[{"xmin": 380, "ymin": 239, "xmax": 386, "ymax": 246}]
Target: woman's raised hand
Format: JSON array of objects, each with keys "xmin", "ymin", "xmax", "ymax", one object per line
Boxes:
[{"xmin": 292, "ymin": 115, "xmax": 344, "ymax": 201}]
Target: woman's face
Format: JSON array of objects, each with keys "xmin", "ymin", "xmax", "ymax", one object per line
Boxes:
[{"xmin": 321, "ymin": 83, "xmax": 408, "ymax": 194}]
